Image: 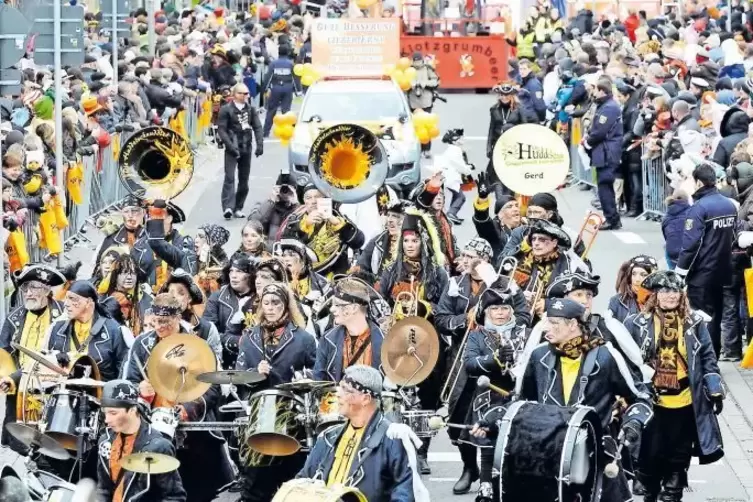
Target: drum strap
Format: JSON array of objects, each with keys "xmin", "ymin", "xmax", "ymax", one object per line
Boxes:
[
  {"xmin": 67, "ymin": 317, "xmax": 106, "ymax": 354},
  {"xmin": 574, "ymin": 349, "xmax": 599, "ymax": 405}
]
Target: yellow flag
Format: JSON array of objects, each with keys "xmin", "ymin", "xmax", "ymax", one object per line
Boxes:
[
  {"xmin": 112, "ymin": 133, "xmax": 121, "ymax": 161},
  {"xmin": 53, "ymin": 194, "xmax": 68, "ymax": 230},
  {"xmin": 6, "ymin": 229, "xmax": 29, "ymax": 273},
  {"xmin": 39, "ymin": 206, "xmax": 63, "ymax": 254},
  {"xmin": 66, "ymin": 162, "xmax": 84, "ymax": 205}
]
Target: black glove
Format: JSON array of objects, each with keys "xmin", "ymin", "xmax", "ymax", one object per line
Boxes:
[
  {"xmin": 475, "ymin": 419, "xmax": 499, "ymax": 438},
  {"xmin": 476, "ymin": 172, "xmax": 490, "ymax": 199},
  {"xmin": 55, "ymin": 352, "xmax": 71, "ymax": 368},
  {"xmin": 711, "ymin": 395, "xmax": 724, "ymax": 415},
  {"xmin": 620, "ymin": 419, "xmax": 641, "ymax": 445},
  {"xmin": 152, "ymin": 199, "xmax": 167, "ymax": 209},
  {"xmin": 498, "ymin": 342, "xmax": 515, "ymax": 364},
  {"xmin": 254, "ymin": 145, "xmax": 263, "ymax": 157}
]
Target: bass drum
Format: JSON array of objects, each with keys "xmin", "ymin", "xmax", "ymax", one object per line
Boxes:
[
  {"xmin": 272, "ymin": 479, "xmax": 367, "ymax": 502},
  {"xmin": 493, "ymin": 401, "xmax": 602, "ymax": 502}
]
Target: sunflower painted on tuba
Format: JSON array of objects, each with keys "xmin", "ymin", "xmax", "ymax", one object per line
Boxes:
[{"xmin": 280, "ymin": 124, "xmax": 390, "ymax": 276}]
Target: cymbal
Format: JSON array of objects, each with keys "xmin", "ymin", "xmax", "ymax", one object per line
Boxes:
[
  {"xmin": 276, "ymin": 380, "xmax": 333, "ymax": 392},
  {"xmin": 4, "ymin": 423, "xmax": 70, "ymax": 461},
  {"xmin": 147, "ymin": 334, "xmax": 217, "ymax": 404},
  {"xmin": 0, "ymin": 348, "xmax": 16, "ymax": 378},
  {"xmin": 381, "ymin": 316, "xmax": 439, "ymax": 386},
  {"xmin": 10, "ymin": 343, "xmax": 67, "ymax": 376},
  {"xmin": 197, "ymin": 370, "xmax": 266, "ymax": 386},
  {"xmin": 66, "ymin": 377, "xmax": 105, "ymax": 388},
  {"xmin": 120, "ymin": 452, "xmax": 180, "ymax": 474}
]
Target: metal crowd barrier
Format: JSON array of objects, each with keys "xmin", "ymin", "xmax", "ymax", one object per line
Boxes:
[
  {"xmin": 639, "ymin": 145, "xmax": 669, "ymax": 221},
  {"xmin": 14, "ymin": 95, "xmax": 210, "ymax": 272},
  {"xmin": 568, "ymin": 118, "xmax": 595, "ymax": 187}
]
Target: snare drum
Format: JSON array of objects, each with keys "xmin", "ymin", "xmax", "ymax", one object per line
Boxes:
[
  {"xmin": 312, "ymin": 384, "xmax": 344, "ymax": 433},
  {"xmin": 151, "ymin": 407, "xmax": 179, "ymax": 438},
  {"xmin": 493, "ymin": 401, "xmax": 602, "ymax": 502},
  {"xmin": 272, "ymin": 479, "xmax": 367, "ymax": 502},
  {"xmin": 245, "ymin": 390, "xmax": 305, "ymax": 456},
  {"xmin": 402, "ymin": 410, "xmax": 438, "ymax": 438}
]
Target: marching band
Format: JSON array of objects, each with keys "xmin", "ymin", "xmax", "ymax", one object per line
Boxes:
[{"xmin": 0, "ymin": 111, "xmax": 727, "ymax": 502}]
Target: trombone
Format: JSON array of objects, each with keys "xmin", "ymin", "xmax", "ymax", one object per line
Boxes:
[{"xmin": 440, "ymin": 323, "xmax": 472, "ymax": 404}]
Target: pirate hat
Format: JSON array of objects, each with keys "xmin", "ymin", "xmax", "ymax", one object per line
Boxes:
[
  {"xmin": 102, "ymin": 379, "xmax": 140, "ymax": 408},
  {"xmin": 641, "ymin": 270, "xmax": 684, "ymax": 292},
  {"xmin": 545, "ymin": 272, "xmax": 601, "ymax": 298},
  {"xmin": 166, "ymin": 202, "xmax": 186, "ymax": 223},
  {"xmin": 274, "ymin": 239, "xmax": 318, "ymax": 264},
  {"xmin": 545, "ymin": 297, "xmax": 587, "ymax": 320},
  {"xmin": 15, "ymin": 264, "xmax": 66, "ymax": 288},
  {"xmin": 529, "ymin": 219, "xmax": 572, "ymax": 249},
  {"xmin": 476, "ymin": 287, "xmax": 516, "ymax": 323},
  {"xmin": 161, "ymin": 268, "xmax": 204, "ymax": 305}
]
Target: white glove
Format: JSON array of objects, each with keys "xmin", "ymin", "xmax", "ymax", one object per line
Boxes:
[
  {"xmin": 386, "ymin": 423, "xmax": 423, "ymax": 449},
  {"xmin": 739, "ymin": 231, "xmax": 753, "ymax": 249}
]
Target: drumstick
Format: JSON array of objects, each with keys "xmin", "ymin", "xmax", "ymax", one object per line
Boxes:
[
  {"xmin": 477, "ymin": 376, "xmax": 511, "ymax": 397},
  {"xmin": 427, "ymin": 416, "xmax": 474, "ymax": 431},
  {"xmin": 135, "ymin": 355, "xmax": 149, "ymax": 382}
]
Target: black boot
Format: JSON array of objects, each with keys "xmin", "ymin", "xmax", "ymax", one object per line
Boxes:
[
  {"xmin": 659, "ymin": 472, "xmax": 685, "ymax": 502},
  {"xmin": 639, "ymin": 475, "xmax": 662, "ymax": 502},
  {"xmin": 632, "ymin": 479, "xmax": 646, "ymax": 495},
  {"xmin": 417, "ymin": 439, "xmax": 431, "ymax": 475},
  {"xmin": 453, "ymin": 444, "xmax": 479, "ymax": 494}
]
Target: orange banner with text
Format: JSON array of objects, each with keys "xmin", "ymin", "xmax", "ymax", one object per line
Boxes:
[
  {"xmin": 400, "ymin": 36, "xmax": 509, "ymax": 89},
  {"xmin": 312, "ymin": 18, "xmax": 401, "ymax": 77}
]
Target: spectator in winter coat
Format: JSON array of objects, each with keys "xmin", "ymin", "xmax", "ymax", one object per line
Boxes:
[
  {"xmin": 713, "ymin": 107, "xmax": 750, "ymax": 168},
  {"xmin": 662, "ymin": 189, "xmax": 691, "ymax": 269}
]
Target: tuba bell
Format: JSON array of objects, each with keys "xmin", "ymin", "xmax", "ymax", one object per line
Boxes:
[
  {"xmin": 307, "ymin": 123, "xmax": 389, "ymax": 204},
  {"xmin": 118, "ymin": 126, "xmax": 194, "ymax": 201}
]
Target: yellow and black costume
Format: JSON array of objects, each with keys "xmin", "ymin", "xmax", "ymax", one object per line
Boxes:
[{"xmin": 624, "ymin": 271, "xmax": 725, "ymax": 502}]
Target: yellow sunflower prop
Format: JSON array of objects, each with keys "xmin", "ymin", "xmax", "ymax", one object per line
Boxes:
[{"xmin": 320, "ymin": 136, "xmax": 371, "ymax": 189}]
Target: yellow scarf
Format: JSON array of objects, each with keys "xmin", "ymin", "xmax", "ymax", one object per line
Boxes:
[{"xmin": 19, "ymin": 310, "xmax": 51, "ymax": 368}]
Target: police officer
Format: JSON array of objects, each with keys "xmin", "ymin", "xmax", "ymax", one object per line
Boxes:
[
  {"xmin": 217, "ymin": 83, "xmax": 264, "ymax": 220},
  {"xmin": 675, "ymin": 163, "xmax": 737, "ymax": 357},
  {"xmin": 583, "ymin": 77, "xmax": 623, "ymax": 231},
  {"xmin": 262, "ymin": 44, "xmax": 296, "ymax": 138},
  {"xmin": 519, "ymin": 58, "xmax": 546, "ymax": 122}
]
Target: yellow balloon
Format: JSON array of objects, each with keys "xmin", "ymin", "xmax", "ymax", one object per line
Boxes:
[
  {"xmin": 280, "ymin": 112, "xmax": 297, "ymax": 126},
  {"xmin": 303, "ymin": 63, "xmax": 313, "ymax": 74},
  {"xmin": 273, "ymin": 114, "xmax": 286, "ymax": 126},
  {"xmin": 404, "ymin": 67, "xmax": 417, "ymax": 80},
  {"xmin": 384, "ymin": 63, "xmax": 396, "ymax": 76},
  {"xmin": 416, "ymin": 128, "xmax": 431, "ymax": 144},
  {"xmin": 426, "ymin": 113, "xmax": 439, "ymax": 126},
  {"xmin": 413, "ymin": 110, "xmax": 430, "ymax": 127},
  {"xmin": 301, "ymin": 75, "xmax": 314, "ymax": 87},
  {"xmin": 279, "ymin": 124, "xmax": 295, "ymax": 139},
  {"xmin": 272, "ymin": 124, "xmax": 285, "ymax": 138},
  {"xmin": 398, "ymin": 78, "xmax": 412, "ymax": 91},
  {"xmin": 280, "ymin": 138, "xmax": 290, "ymax": 147},
  {"xmin": 429, "ymin": 125, "xmax": 440, "ymax": 138},
  {"xmin": 397, "ymin": 57, "xmax": 412, "ymax": 70},
  {"xmin": 293, "ymin": 64, "xmax": 304, "ymax": 76}
]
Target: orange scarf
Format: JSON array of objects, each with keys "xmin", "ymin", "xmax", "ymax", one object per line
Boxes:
[
  {"xmin": 343, "ymin": 328, "xmax": 372, "ymax": 369},
  {"xmin": 110, "ymin": 433, "xmax": 136, "ymax": 502}
]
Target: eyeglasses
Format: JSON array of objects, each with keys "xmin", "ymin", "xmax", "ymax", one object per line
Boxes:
[
  {"xmin": 20, "ymin": 282, "xmax": 48, "ymax": 294},
  {"xmin": 153, "ymin": 317, "xmax": 176, "ymax": 327},
  {"xmin": 531, "ymin": 235, "xmax": 554, "ymax": 244}
]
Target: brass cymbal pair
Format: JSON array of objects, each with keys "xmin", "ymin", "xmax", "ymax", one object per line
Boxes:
[{"xmin": 381, "ymin": 316, "xmax": 440, "ymax": 386}]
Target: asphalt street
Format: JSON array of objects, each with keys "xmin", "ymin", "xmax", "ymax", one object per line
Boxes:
[{"xmin": 1, "ymin": 93, "xmax": 750, "ymax": 501}]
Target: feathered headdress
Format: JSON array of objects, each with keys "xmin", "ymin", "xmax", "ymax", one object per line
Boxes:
[{"xmin": 401, "ymin": 207, "xmax": 446, "ymax": 267}]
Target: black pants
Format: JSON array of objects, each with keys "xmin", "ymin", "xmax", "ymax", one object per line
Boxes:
[
  {"xmin": 241, "ymin": 452, "xmax": 306, "ymax": 502},
  {"xmin": 595, "ymin": 165, "xmax": 620, "ymax": 225},
  {"xmin": 687, "ymin": 282, "xmax": 724, "ymax": 357},
  {"xmin": 638, "ymin": 405, "xmax": 695, "ymax": 499},
  {"xmin": 178, "ymin": 432, "xmax": 235, "ymax": 502},
  {"xmin": 721, "ymin": 281, "xmax": 743, "ymax": 357},
  {"xmin": 628, "ymin": 170, "xmax": 643, "ymax": 212},
  {"xmin": 222, "ymin": 151, "xmax": 252, "ymax": 212}
]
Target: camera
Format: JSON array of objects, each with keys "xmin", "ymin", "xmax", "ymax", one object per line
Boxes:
[{"xmin": 279, "ymin": 185, "xmax": 293, "ymax": 196}]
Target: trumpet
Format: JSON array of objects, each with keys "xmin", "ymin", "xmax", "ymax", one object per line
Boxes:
[
  {"xmin": 524, "ymin": 275, "xmax": 546, "ymax": 311},
  {"xmin": 393, "ymin": 275, "xmax": 419, "ymax": 320},
  {"xmin": 496, "ymin": 256, "xmax": 519, "ymax": 290},
  {"xmin": 575, "ymin": 212, "xmax": 605, "ymax": 260}
]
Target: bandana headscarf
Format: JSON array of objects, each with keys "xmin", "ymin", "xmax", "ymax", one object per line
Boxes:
[{"xmin": 199, "ymin": 224, "xmax": 230, "ymax": 249}]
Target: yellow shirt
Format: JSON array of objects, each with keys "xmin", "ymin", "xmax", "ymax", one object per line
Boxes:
[
  {"xmin": 653, "ymin": 317, "xmax": 692, "ymax": 409},
  {"xmin": 327, "ymin": 424, "xmax": 366, "ymax": 487},
  {"xmin": 561, "ymin": 356, "xmax": 582, "ymax": 404},
  {"xmin": 72, "ymin": 319, "xmax": 93, "ymax": 355},
  {"xmin": 19, "ymin": 310, "xmax": 51, "ymax": 368}
]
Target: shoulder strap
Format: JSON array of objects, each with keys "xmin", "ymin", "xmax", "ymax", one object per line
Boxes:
[{"xmin": 576, "ymin": 348, "xmax": 600, "ymax": 405}]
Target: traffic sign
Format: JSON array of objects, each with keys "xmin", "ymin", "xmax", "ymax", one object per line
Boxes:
[
  {"xmin": 0, "ymin": 68, "xmax": 22, "ymax": 96},
  {"xmin": 32, "ymin": 4, "xmax": 85, "ymax": 67},
  {"xmin": 0, "ymin": 5, "xmax": 31, "ymax": 69}
]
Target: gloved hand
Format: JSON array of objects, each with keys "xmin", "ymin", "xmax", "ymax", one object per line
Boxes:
[
  {"xmin": 55, "ymin": 352, "xmax": 71, "ymax": 368},
  {"xmin": 620, "ymin": 419, "xmax": 641, "ymax": 445},
  {"xmin": 476, "ymin": 172, "xmax": 490, "ymax": 199},
  {"xmin": 710, "ymin": 395, "xmax": 724, "ymax": 415},
  {"xmin": 4, "ymin": 217, "xmax": 19, "ymax": 232},
  {"xmin": 498, "ymin": 342, "xmax": 516, "ymax": 364},
  {"xmin": 254, "ymin": 145, "xmax": 264, "ymax": 157}
]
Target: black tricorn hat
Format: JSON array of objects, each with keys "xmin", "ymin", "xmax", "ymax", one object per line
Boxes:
[
  {"xmin": 161, "ymin": 268, "xmax": 204, "ymax": 305},
  {"xmin": 102, "ymin": 379, "xmax": 140, "ymax": 408},
  {"xmin": 15, "ymin": 264, "xmax": 66, "ymax": 288}
]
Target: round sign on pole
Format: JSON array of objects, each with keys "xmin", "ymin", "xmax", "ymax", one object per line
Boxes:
[{"xmin": 492, "ymin": 124, "xmax": 570, "ymax": 196}]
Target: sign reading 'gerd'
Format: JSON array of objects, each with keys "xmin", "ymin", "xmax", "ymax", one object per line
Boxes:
[
  {"xmin": 492, "ymin": 124, "xmax": 570, "ymax": 196},
  {"xmin": 311, "ymin": 18, "xmax": 400, "ymax": 77}
]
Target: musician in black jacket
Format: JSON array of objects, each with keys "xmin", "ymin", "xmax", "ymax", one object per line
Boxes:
[
  {"xmin": 97, "ymin": 379, "xmax": 186, "ymax": 502},
  {"xmin": 217, "ymin": 83, "xmax": 264, "ymax": 220}
]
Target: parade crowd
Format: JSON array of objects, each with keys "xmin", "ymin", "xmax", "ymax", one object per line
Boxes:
[{"xmin": 1, "ymin": 0, "xmax": 753, "ymax": 502}]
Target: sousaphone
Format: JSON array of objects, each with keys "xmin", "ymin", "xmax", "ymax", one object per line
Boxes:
[
  {"xmin": 308, "ymin": 124, "xmax": 389, "ymax": 204},
  {"xmin": 118, "ymin": 126, "xmax": 194, "ymax": 201}
]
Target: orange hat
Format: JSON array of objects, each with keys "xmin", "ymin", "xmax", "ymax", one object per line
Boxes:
[{"xmin": 81, "ymin": 95, "xmax": 103, "ymax": 116}]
